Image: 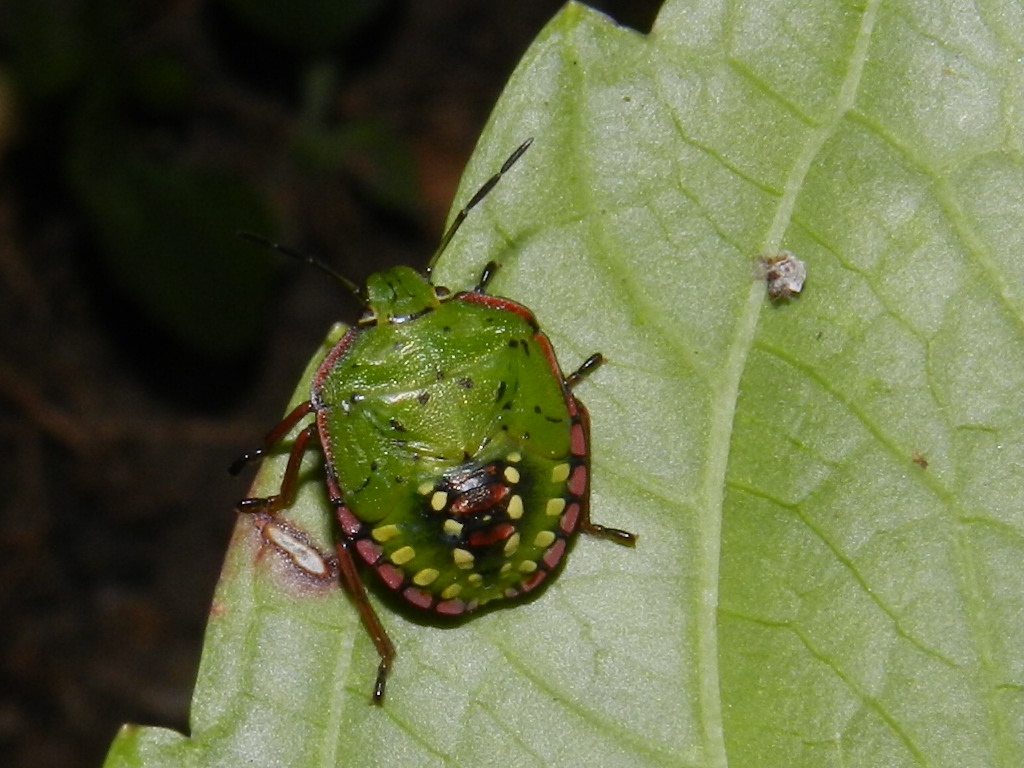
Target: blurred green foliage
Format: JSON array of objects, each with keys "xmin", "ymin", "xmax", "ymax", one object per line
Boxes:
[
  {"xmin": 222, "ymin": 0, "xmax": 386, "ymax": 51},
  {"xmin": 1, "ymin": 0, "xmax": 409, "ymax": 356}
]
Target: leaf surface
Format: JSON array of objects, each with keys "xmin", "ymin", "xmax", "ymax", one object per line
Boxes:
[{"xmin": 104, "ymin": 1, "xmax": 1024, "ymax": 766}]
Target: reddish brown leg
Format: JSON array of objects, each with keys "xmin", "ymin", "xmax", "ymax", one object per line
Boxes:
[
  {"xmin": 237, "ymin": 424, "xmax": 317, "ymax": 513},
  {"xmin": 335, "ymin": 538, "xmax": 396, "ymax": 705},
  {"xmin": 233, "ymin": 401, "xmax": 395, "ymax": 703},
  {"xmin": 579, "ymin": 517, "xmax": 637, "ymax": 546},
  {"xmin": 232, "ymin": 401, "xmax": 317, "ymax": 513},
  {"xmin": 566, "ymin": 357, "xmax": 637, "ymax": 547},
  {"xmin": 229, "ymin": 401, "xmax": 316, "ymax": 476},
  {"xmin": 565, "ymin": 352, "xmax": 604, "ymax": 388}
]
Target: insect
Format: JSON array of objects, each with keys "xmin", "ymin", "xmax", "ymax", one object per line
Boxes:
[{"xmin": 231, "ymin": 139, "xmax": 636, "ymax": 704}]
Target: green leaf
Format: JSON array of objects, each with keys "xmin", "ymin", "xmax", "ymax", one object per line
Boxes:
[{"xmin": 104, "ymin": 0, "xmax": 1024, "ymax": 766}]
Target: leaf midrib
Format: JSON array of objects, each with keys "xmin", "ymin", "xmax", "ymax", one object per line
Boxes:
[{"xmin": 701, "ymin": 2, "xmax": 884, "ymax": 765}]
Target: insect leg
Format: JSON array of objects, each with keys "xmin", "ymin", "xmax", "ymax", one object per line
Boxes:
[
  {"xmin": 565, "ymin": 353, "xmax": 604, "ymax": 388},
  {"xmin": 236, "ymin": 423, "xmax": 317, "ymax": 514},
  {"xmin": 335, "ymin": 538, "xmax": 396, "ymax": 705},
  {"xmin": 579, "ymin": 517, "xmax": 637, "ymax": 547},
  {"xmin": 572, "ymin": 388, "xmax": 637, "ymax": 547},
  {"xmin": 232, "ymin": 401, "xmax": 317, "ymax": 514},
  {"xmin": 473, "ymin": 260, "xmax": 500, "ymax": 293},
  {"xmin": 229, "ymin": 401, "xmax": 315, "ymax": 475}
]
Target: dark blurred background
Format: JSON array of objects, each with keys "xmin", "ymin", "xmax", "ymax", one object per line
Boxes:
[{"xmin": 0, "ymin": 1, "xmax": 661, "ymax": 766}]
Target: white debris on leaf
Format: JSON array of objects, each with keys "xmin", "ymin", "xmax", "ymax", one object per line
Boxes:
[
  {"xmin": 262, "ymin": 518, "xmax": 333, "ymax": 579},
  {"xmin": 758, "ymin": 250, "xmax": 807, "ymax": 300}
]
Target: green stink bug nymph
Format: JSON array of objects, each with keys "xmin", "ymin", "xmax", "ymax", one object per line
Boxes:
[{"xmin": 231, "ymin": 140, "xmax": 636, "ymax": 704}]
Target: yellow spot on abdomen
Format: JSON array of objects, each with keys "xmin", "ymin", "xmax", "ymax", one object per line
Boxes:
[
  {"xmin": 534, "ymin": 530, "xmax": 556, "ymax": 548},
  {"xmin": 546, "ymin": 498, "xmax": 566, "ymax": 517},
  {"xmin": 431, "ymin": 491, "xmax": 448, "ymax": 511},
  {"xmin": 507, "ymin": 494, "xmax": 523, "ymax": 520},
  {"xmin": 441, "ymin": 583, "xmax": 462, "ymax": 599},
  {"xmin": 391, "ymin": 546, "xmax": 416, "ymax": 565},
  {"xmin": 507, "ymin": 451, "xmax": 522, "ymax": 463},
  {"xmin": 453, "ymin": 548, "xmax": 475, "ymax": 569},
  {"xmin": 503, "ymin": 532, "xmax": 520, "ymax": 556},
  {"xmin": 504, "ymin": 466, "xmax": 521, "ymax": 484},
  {"xmin": 372, "ymin": 524, "xmax": 400, "ymax": 543},
  {"xmin": 413, "ymin": 568, "xmax": 439, "ymax": 586},
  {"xmin": 443, "ymin": 518, "xmax": 464, "ymax": 536},
  {"xmin": 551, "ymin": 463, "xmax": 570, "ymax": 483},
  {"xmin": 518, "ymin": 560, "xmax": 537, "ymax": 574}
]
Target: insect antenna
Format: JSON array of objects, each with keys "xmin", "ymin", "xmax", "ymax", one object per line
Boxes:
[
  {"xmin": 237, "ymin": 231, "xmax": 364, "ymax": 304},
  {"xmin": 427, "ymin": 137, "xmax": 533, "ymax": 274}
]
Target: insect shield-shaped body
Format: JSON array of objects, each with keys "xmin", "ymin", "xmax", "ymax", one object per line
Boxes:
[
  {"xmin": 232, "ymin": 140, "xmax": 636, "ymax": 704},
  {"xmin": 324, "ymin": 269, "xmax": 606, "ymax": 613}
]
